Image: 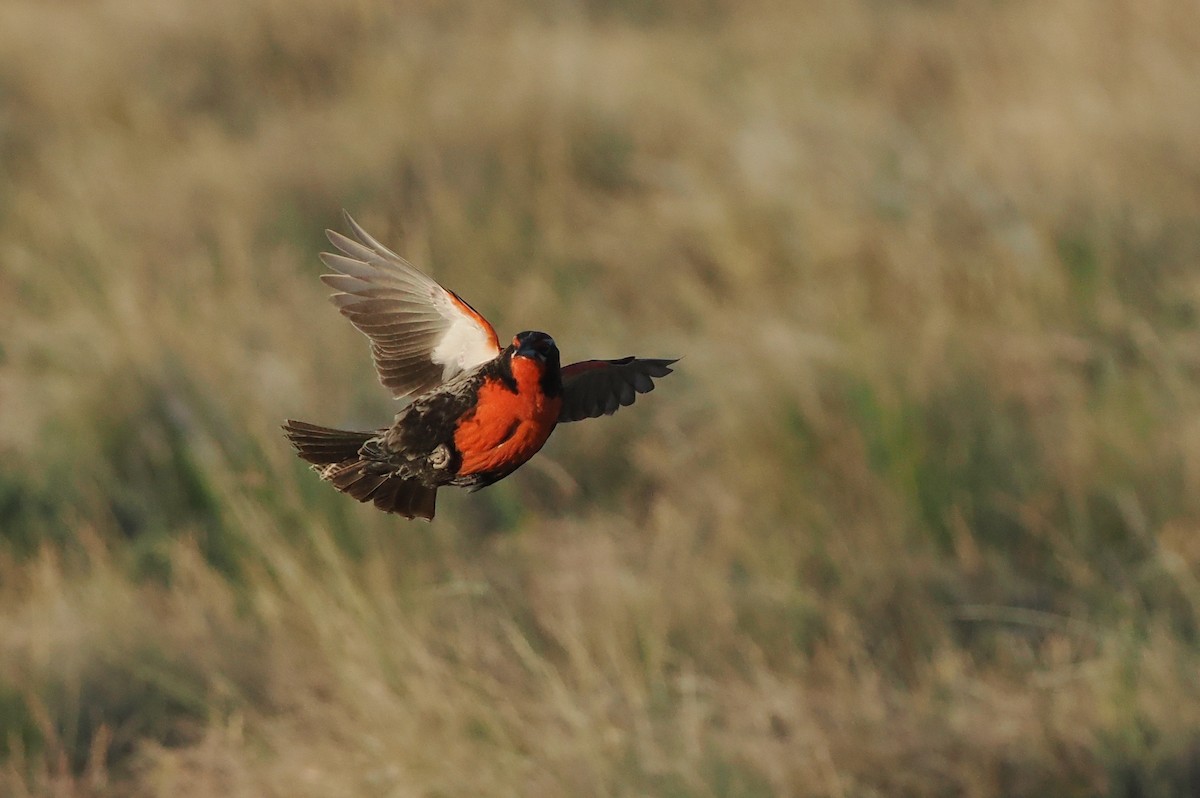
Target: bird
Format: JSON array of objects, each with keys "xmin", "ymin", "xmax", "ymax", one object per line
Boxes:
[{"xmin": 283, "ymin": 213, "xmax": 676, "ymax": 520}]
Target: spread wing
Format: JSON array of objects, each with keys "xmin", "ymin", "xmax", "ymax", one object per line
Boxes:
[
  {"xmin": 320, "ymin": 212, "xmax": 501, "ymax": 400},
  {"xmin": 558, "ymin": 357, "xmax": 677, "ymax": 423}
]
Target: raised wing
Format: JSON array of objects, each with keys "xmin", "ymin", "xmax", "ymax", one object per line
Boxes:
[
  {"xmin": 558, "ymin": 357, "xmax": 677, "ymax": 423},
  {"xmin": 320, "ymin": 212, "xmax": 501, "ymax": 400}
]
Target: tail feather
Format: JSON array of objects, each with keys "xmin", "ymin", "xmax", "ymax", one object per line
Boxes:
[
  {"xmin": 282, "ymin": 420, "xmax": 375, "ymax": 465},
  {"xmin": 370, "ymin": 478, "xmax": 438, "ymax": 518},
  {"xmin": 283, "ymin": 419, "xmax": 438, "ymax": 520}
]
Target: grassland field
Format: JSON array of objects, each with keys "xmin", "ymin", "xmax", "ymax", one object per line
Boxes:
[{"xmin": 2, "ymin": 0, "xmax": 1200, "ymax": 795}]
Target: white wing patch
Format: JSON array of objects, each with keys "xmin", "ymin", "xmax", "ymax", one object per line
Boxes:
[{"xmin": 432, "ymin": 294, "xmax": 502, "ymax": 379}]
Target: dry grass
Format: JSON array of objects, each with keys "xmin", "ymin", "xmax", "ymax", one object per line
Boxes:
[{"xmin": 2, "ymin": 0, "xmax": 1200, "ymax": 795}]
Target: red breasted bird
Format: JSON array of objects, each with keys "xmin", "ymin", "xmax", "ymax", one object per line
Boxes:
[{"xmin": 283, "ymin": 213, "xmax": 676, "ymax": 520}]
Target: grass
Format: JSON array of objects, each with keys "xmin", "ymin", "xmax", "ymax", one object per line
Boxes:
[{"xmin": 2, "ymin": 0, "xmax": 1200, "ymax": 794}]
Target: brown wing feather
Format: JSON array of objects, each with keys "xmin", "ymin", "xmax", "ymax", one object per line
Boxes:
[{"xmin": 320, "ymin": 212, "xmax": 501, "ymax": 400}]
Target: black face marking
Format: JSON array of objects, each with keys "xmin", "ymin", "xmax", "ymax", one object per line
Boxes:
[
  {"xmin": 540, "ymin": 359, "xmax": 562, "ymax": 398},
  {"xmin": 495, "ymin": 352, "xmax": 519, "ymax": 393}
]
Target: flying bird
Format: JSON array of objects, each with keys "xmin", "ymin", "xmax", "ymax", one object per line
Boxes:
[{"xmin": 284, "ymin": 213, "xmax": 676, "ymax": 520}]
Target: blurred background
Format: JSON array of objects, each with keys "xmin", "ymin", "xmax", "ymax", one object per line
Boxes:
[{"xmin": 2, "ymin": 0, "xmax": 1200, "ymax": 795}]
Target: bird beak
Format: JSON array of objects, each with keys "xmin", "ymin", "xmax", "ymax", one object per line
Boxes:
[{"xmin": 515, "ymin": 344, "xmax": 547, "ymax": 363}]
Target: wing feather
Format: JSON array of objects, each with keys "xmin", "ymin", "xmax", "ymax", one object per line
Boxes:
[
  {"xmin": 558, "ymin": 357, "xmax": 677, "ymax": 423},
  {"xmin": 321, "ymin": 212, "xmax": 501, "ymax": 399}
]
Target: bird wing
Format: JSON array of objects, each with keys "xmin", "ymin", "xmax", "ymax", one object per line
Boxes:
[
  {"xmin": 320, "ymin": 212, "xmax": 501, "ymax": 400},
  {"xmin": 558, "ymin": 357, "xmax": 677, "ymax": 423}
]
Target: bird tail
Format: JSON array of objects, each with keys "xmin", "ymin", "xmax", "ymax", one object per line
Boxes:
[{"xmin": 282, "ymin": 420, "xmax": 438, "ymax": 520}]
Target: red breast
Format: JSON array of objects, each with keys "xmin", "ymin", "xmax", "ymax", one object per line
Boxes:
[{"xmin": 453, "ymin": 356, "xmax": 563, "ymax": 477}]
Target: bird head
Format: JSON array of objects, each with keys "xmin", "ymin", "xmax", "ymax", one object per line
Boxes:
[
  {"xmin": 509, "ymin": 330, "xmax": 563, "ymax": 395},
  {"xmin": 511, "ymin": 331, "xmax": 559, "ymax": 366}
]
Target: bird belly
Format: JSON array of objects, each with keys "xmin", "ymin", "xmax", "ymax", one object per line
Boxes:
[{"xmin": 453, "ymin": 373, "xmax": 561, "ymax": 480}]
